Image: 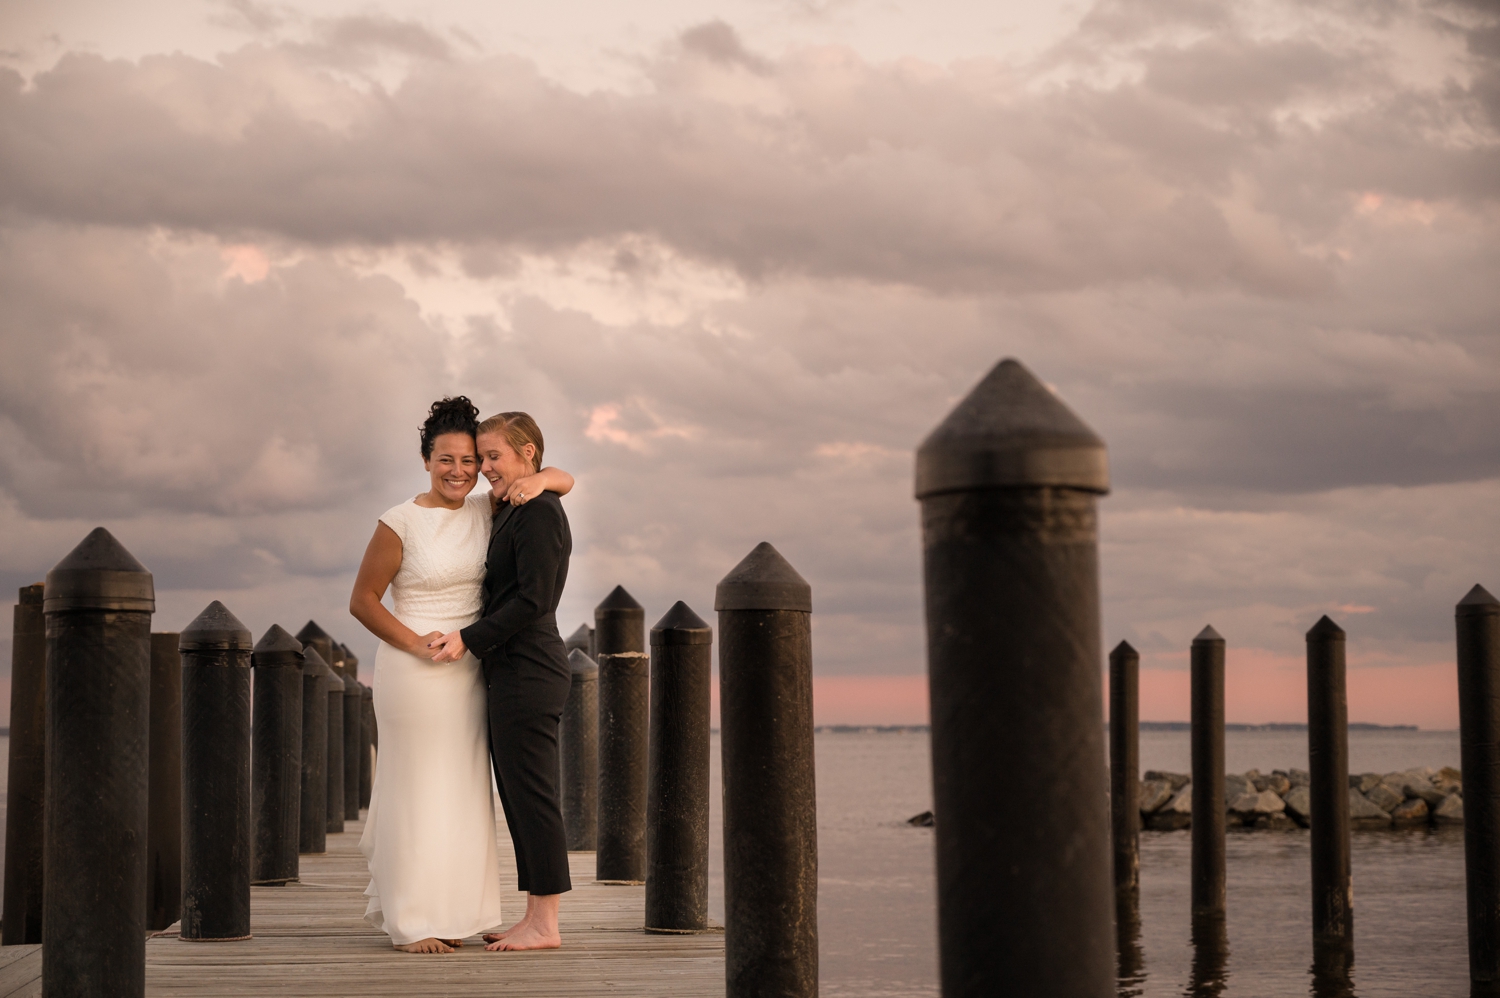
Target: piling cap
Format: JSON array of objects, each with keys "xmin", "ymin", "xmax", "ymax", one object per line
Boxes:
[
  {"xmin": 1109, "ymin": 640, "xmax": 1138, "ymax": 660},
  {"xmin": 44, "ymin": 527, "xmax": 155, "ymax": 613},
  {"xmin": 715, "ymin": 542, "xmax": 812, "ymax": 612},
  {"xmin": 915, "ymin": 358, "xmax": 1109, "ymax": 499},
  {"xmin": 341, "ymin": 645, "xmax": 359, "ymax": 669},
  {"xmin": 296, "ymin": 620, "xmax": 333, "ymax": 647},
  {"xmin": 652, "ymin": 601, "xmax": 713, "ymax": 645},
  {"xmin": 361, "ymin": 681, "xmax": 373, "ymax": 700},
  {"xmin": 1193, "ymin": 625, "xmax": 1224, "ymax": 644},
  {"xmin": 568, "ymin": 648, "xmax": 599, "ymax": 678},
  {"xmin": 252, "ymin": 623, "xmax": 304, "ymax": 667},
  {"xmin": 19, "ymin": 583, "xmax": 43, "ymax": 605},
  {"xmin": 1306, "ymin": 615, "xmax": 1345, "ymax": 641},
  {"xmin": 1458, "ymin": 584, "xmax": 1500, "ymax": 617},
  {"xmin": 302, "ymin": 645, "xmax": 335, "ymax": 680},
  {"xmin": 179, "ymin": 600, "xmax": 254, "ymax": 653},
  {"xmin": 596, "ymin": 585, "xmax": 644, "ymax": 618},
  {"xmin": 565, "ymin": 623, "xmax": 593, "ymax": 652}
]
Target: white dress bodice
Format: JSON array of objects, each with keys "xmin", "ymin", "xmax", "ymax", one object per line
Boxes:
[{"xmin": 378, "ymin": 493, "xmax": 490, "ymax": 628}]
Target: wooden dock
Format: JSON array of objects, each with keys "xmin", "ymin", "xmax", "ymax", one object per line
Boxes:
[{"xmin": 0, "ymin": 815, "xmax": 724, "ymax": 997}]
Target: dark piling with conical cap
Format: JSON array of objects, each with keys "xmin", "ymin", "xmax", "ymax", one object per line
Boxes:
[
  {"xmin": 596, "ymin": 586, "xmax": 646, "ymax": 655},
  {"xmin": 1191, "ymin": 625, "xmax": 1227, "ymax": 935},
  {"xmin": 298, "ymin": 647, "xmax": 332, "ymax": 854},
  {"xmin": 252, "ymin": 625, "xmax": 304, "ymax": 886},
  {"xmin": 1109, "ymin": 641, "xmax": 1140, "ymax": 908},
  {"xmin": 342, "ymin": 658, "xmax": 362, "ymax": 821},
  {"xmin": 4, "ymin": 583, "xmax": 46, "ymax": 946},
  {"xmin": 565, "ymin": 623, "xmax": 593, "ymax": 654},
  {"xmin": 916, "ymin": 359, "xmax": 1112, "ymax": 998},
  {"xmin": 1457, "ymin": 584, "xmax": 1500, "ymax": 991},
  {"xmin": 561, "ymin": 649, "xmax": 600, "ymax": 850},
  {"xmin": 359, "ymin": 682, "xmax": 375, "ymax": 810},
  {"xmin": 42, "ymin": 528, "xmax": 154, "ymax": 996},
  {"xmin": 1305, "ymin": 615, "xmax": 1353, "ymax": 969},
  {"xmin": 325, "ymin": 668, "xmax": 347, "ymax": 835},
  {"xmin": 295, "ymin": 621, "xmax": 334, "ymax": 680},
  {"xmin": 180, "ymin": 601, "xmax": 253, "ymax": 941},
  {"xmin": 646, "ymin": 602, "xmax": 712, "ymax": 933},
  {"xmin": 716, "ymin": 544, "xmax": 817, "ymax": 997},
  {"xmin": 147, "ymin": 631, "xmax": 183, "ymax": 932}
]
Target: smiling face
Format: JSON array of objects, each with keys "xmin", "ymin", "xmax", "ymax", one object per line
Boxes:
[
  {"xmin": 477, "ymin": 430, "xmax": 536, "ymax": 492},
  {"xmin": 424, "ymin": 431, "xmax": 479, "ymax": 503}
]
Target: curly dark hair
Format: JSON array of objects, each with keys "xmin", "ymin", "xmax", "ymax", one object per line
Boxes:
[{"xmin": 419, "ymin": 396, "xmax": 480, "ymax": 458}]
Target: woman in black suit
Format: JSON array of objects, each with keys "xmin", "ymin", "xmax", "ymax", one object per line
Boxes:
[{"xmin": 430, "ymin": 411, "xmax": 572, "ymax": 951}]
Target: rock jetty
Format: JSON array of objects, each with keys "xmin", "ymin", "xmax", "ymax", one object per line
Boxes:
[{"xmin": 1137, "ymin": 766, "xmax": 1462, "ymax": 831}]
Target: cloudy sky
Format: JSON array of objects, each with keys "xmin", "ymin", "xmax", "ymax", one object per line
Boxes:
[{"xmin": 1, "ymin": 0, "xmax": 1495, "ymax": 727}]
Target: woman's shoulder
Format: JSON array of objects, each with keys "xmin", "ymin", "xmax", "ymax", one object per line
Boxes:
[{"xmin": 377, "ymin": 499, "xmax": 420, "ymax": 540}]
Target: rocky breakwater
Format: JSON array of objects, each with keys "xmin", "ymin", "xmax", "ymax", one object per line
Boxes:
[{"xmin": 1137, "ymin": 767, "xmax": 1464, "ymax": 831}]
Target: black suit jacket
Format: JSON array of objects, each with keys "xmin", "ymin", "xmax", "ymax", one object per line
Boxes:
[{"xmin": 459, "ymin": 491, "xmax": 572, "ymax": 665}]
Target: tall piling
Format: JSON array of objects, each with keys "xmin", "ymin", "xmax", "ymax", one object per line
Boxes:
[
  {"xmin": 565, "ymin": 623, "xmax": 592, "ymax": 656},
  {"xmin": 299, "ymin": 647, "xmax": 331, "ymax": 854},
  {"xmin": 1306, "ymin": 616, "xmax": 1353, "ymax": 967},
  {"xmin": 296, "ymin": 621, "xmax": 334, "ymax": 678},
  {"xmin": 596, "ymin": 586, "xmax": 645, "ymax": 657},
  {"xmin": 326, "ymin": 670, "xmax": 346, "ymax": 834},
  {"xmin": 251, "ymin": 624, "xmax": 304, "ymax": 886},
  {"xmin": 645, "ymin": 602, "xmax": 712, "ymax": 933},
  {"xmin": 717, "ymin": 542, "xmax": 818, "ymax": 998},
  {"xmin": 342, "ymin": 670, "xmax": 362, "ymax": 820},
  {"xmin": 42, "ymin": 527, "xmax": 154, "ymax": 997},
  {"xmin": 561, "ymin": 649, "xmax": 599, "ymax": 850},
  {"xmin": 597, "ymin": 648, "xmax": 649, "ymax": 882},
  {"xmin": 1457, "ymin": 584, "xmax": 1500, "ymax": 993},
  {"xmin": 3, "ymin": 583, "xmax": 45, "ymax": 946},
  {"xmin": 359, "ymin": 682, "xmax": 374, "ymax": 809},
  {"xmin": 146, "ymin": 631, "xmax": 183, "ymax": 932},
  {"xmin": 916, "ymin": 359, "xmax": 1113, "ymax": 998},
  {"xmin": 1109, "ymin": 640, "xmax": 1140, "ymax": 904},
  {"xmin": 1191, "ymin": 625, "xmax": 1227, "ymax": 931},
  {"xmin": 180, "ymin": 601, "xmax": 253, "ymax": 941}
]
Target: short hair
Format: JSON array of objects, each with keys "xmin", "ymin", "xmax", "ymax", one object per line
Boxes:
[
  {"xmin": 420, "ymin": 397, "xmax": 479, "ymax": 458},
  {"xmin": 477, "ymin": 411, "xmax": 543, "ymax": 473}
]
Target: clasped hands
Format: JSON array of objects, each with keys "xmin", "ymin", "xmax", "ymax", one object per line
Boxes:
[{"xmin": 413, "ymin": 629, "xmax": 468, "ymax": 663}]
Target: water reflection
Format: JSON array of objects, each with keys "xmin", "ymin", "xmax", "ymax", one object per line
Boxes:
[
  {"xmin": 1308, "ymin": 943, "xmax": 1355, "ymax": 998},
  {"xmin": 1117, "ymin": 893, "xmax": 1147, "ymax": 998},
  {"xmin": 1184, "ymin": 916, "xmax": 1229, "ymax": 998}
]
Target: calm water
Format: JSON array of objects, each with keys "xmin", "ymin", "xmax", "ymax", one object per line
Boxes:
[{"xmin": 1, "ymin": 730, "xmax": 1467, "ymax": 996}]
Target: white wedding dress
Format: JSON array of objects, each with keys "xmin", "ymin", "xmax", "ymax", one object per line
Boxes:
[{"xmin": 359, "ymin": 492, "xmax": 504, "ymax": 945}]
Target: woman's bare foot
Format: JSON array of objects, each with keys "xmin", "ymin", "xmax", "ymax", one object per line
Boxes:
[
  {"xmin": 439, "ymin": 938, "xmax": 464, "ymax": 948},
  {"xmin": 485, "ymin": 923, "xmax": 561, "ymax": 951},
  {"xmin": 394, "ymin": 937, "xmax": 454, "ymax": 954}
]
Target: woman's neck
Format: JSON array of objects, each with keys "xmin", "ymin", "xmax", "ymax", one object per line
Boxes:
[{"xmin": 414, "ymin": 489, "xmax": 466, "ymax": 510}]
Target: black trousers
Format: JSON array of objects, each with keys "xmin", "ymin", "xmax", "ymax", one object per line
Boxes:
[{"xmin": 483, "ymin": 647, "xmax": 573, "ymax": 896}]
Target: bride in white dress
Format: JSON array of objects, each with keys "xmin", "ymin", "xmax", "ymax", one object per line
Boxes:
[{"xmin": 348, "ymin": 397, "xmax": 573, "ymax": 954}]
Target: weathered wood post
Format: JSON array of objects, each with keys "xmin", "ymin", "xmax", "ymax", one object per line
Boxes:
[
  {"xmin": 916, "ymin": 359, "xmax": 1113, "ymax": 998},
  {"xmin": 3, "ymin": 583, "xmax": 45, "ymax": 946},
  {"xmin": 43, "ymin": 527, "xmax": 154, "ymax": 997},
  {"xmin": 146, "ymin": 631, "xmax": 183, "ymax": 931},
  {"xmin": 717, "ymin": 542, "xmax": 817, "ymax": 998},
  {"xmin": 1109, "ymin": 640, "xmax": 1140, "ymax": 903},
  {"xmin": 296, "ymin": 620, "xmax": 334, "ymax": 677},
  {"xmin": 646, "ymin": 602, "xmax": 712, "ymax": 933},
  {"xmin": 299, "ymin": 646, "xmax": 331, "ymax": 855},
  {"xmin": 326, "ymin": 669, "xmax": 346, "ymax": 834},
  {"xmin": 561, "ymin": 649, "xmax": 599, "ymax": 850},
  {"xmin": 180, "ymin": 601, "xmax": 253, "ymax": 941},
  {"xmin": 1306, "ymin": 615, "xmax": 1353, "ymax": 974},
  {"xmin": 597, "ymin": 585, "xmax": 648, "ymax": 883},
  {"xmin": 1457, "ymin": 584, "xmax": 1500, "ymax": 994},
  {"xmin": 359, "ymin": 682, "xmax": 375, "ymax": 810},
  {"xmin": 565, "ymin": 623, "xmax": 592, "ymax": 655},
  {"xmin": 342, "ymin": 666, "xmax": 362, "ymax": 821},
  {"xmin": 251, "ymin": 624, "xmax": 304, "ymax": 886},
  {"xmin": 1191, "ymin": 625, "xmax": 1227, "ymax": 935}
]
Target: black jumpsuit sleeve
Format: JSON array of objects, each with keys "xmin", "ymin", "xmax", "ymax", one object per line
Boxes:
[{"xmin": 460, "ymin": 499, "xmax": 566, "ymax": 659}]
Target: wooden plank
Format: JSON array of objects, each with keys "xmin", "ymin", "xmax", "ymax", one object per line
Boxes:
[{"xmin": 0, "ymin": 947, "xmax": 41, "ymax": 998}]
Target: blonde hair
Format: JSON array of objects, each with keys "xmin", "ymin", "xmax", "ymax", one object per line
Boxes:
[{"xmin": 477, "ymin": 411, "xmax": 544, "ymax": 473}]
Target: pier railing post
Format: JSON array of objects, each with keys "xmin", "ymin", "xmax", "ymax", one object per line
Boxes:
[
  {"xmin": 1457, "ymin": 584, "xmax": 1500, "ymax": 993},
  {"xmin": 597, "ymin": 585, "xmax": 648, "ymax": 883},
  {"xmin": 252, "ymin": 624, "xmax": 304, "ymax": 886},
  {"xmin": 916, "ymin": 359, "xmax": 1113, "ymax": 998},
  {"xmin": 359, "ymin": 682, "xmax": 374, "ymax": 810},
  {"xmin": 1110, "ymin": 640, "xmax": 1140, "ymax": 903},
  {"xmin": 645, "ymin": 602, "xmax": 712, "ymax": 933},
  {"xmin": 342, "ymin": 668, "xmax": 362, "ymax": 820},
  {"xmin": 1191, "ymin": 626, "xmax": 1227, "ymax": 933},
  {"xmin": 561, "ymin": 649, "xmax": 599, "ymax": 850},
  {"xmin": 43, "ymin": 528, "xmax": 154, "ymax": 997},
  {"xmin": 326, "ymin": 670, "xmax": 346, "ymax": 834},
  {"xmin": 717, "ymin": 542, "xmax": 817, "ymax": 998},
  {"xmin": 298, "ymin": 647, "xmax": 331, "ymax": 855},
  {"xmin": 296, "ymin": 621, "xmax": 334, "ymax": 679},
  {"xmin": 147, "ymin": 631, "xmax": 183, "ymax": 932},
  {"xmin": 3, "ymin": 583, "xmax": 45, "ymax": 946},
  {"xmin": 1306, "ymin": 616, "xmax": 1352, "ymax": 971},
  {"xmin": 180, "ymin": 601, "xmax": 254, "ymax": 941}
]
